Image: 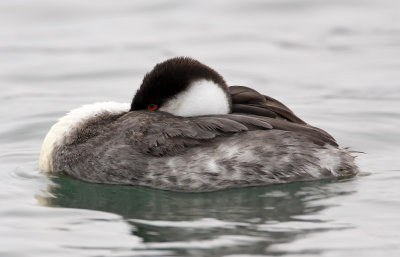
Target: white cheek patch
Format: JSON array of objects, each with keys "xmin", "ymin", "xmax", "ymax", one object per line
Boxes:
[
  {"xmin": 39, "ymin": 102, "xmax": 130, "ymax": 172},
  {"xmin": 159, "ymin": 79, "xmax": 230, "ymax": 117}
]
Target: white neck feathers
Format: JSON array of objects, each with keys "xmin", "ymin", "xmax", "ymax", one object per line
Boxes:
[
  {"xmin": 159, "ymin": 79, "xmax": 231, "ymax": 117},
  {"xmin": 39, "ymin": 102, "xmax": 129, "ymax": 172}
]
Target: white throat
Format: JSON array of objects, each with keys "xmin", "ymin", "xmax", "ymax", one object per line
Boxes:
[
  {"xmin": 159, "ymin": 79, "xmax": 231, "ymax": 117},
  {"xmin": 39, "ymin": 102, "xmax": 129, "ymax": 172}
]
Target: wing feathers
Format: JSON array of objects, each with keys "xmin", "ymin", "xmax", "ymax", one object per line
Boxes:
[
  {"xmin": 127, "ymin": 84, "xmax": 338, "ymax": 157},
  {"xmin": 229, "ymin": 85, "xmax": 306, "ymax": 124},
  {"xmin": 131, "ymin": 111, "xmax": 272, "ymax": 156},
  {"xmin": 229, "ymin": 85, "xmax": 337, "ymax": 147}
]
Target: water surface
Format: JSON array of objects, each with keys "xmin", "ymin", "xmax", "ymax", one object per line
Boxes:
[{"xmin": 1, "ymin": 0, "xmax": 400, "ymax": 256}]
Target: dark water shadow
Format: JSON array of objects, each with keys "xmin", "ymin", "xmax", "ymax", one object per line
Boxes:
[{"xmin": 38, "ymin": 174, "xmax": 357, "ymax": 256}]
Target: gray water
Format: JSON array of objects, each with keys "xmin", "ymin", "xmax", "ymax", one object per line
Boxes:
[{"xmin": 1, "ymin": 0, "xmax": 400, "ymax": 256}]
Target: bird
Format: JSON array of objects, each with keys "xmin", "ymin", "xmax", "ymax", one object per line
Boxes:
[{"xmin": 39, "ymin": 57, "xmax": 358, "ymax": 192}]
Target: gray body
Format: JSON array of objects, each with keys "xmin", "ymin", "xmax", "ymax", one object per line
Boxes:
[{"xmin": 52, "ymin": 110, "xmax": 358, "ymax": 192}]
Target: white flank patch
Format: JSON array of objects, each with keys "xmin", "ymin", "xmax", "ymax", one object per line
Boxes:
[
  {"xmin": 39, "ymin": 102, "xmax": 130, "ymax": 172},
  {"xmin": 315, "ymin": 144, "xmax": 342, "ymax": 176},
  {"xmin": 159, "ymin": 79, "xmax": 230, "ymax": 117}
]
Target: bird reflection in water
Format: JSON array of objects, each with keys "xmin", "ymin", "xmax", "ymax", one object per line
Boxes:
[{"xmin": 37, "ymin": 174, "xmax": 356, "ymax": 256}]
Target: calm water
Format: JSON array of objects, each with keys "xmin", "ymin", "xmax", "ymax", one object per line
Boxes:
[{"xmin": 1, "ymin": 0, "xmax": 400, "ymax": 256}]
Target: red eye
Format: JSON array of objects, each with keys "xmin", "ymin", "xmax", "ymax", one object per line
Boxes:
[{"xmin": 147, "ymin": 104, "xmax": 158, "ymax": 111}]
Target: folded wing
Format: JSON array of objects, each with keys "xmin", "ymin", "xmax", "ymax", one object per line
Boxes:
[
  {"xmin": 125, "ymin": 111, "xmax": 273, "ymax": 156},
  {"xmin": 229, "ymin": 85, "xmax": 338, "ymax": 147},
  {"xmin": 125, "ymin": 86, "xmax": 337, "ymax": 157}
]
